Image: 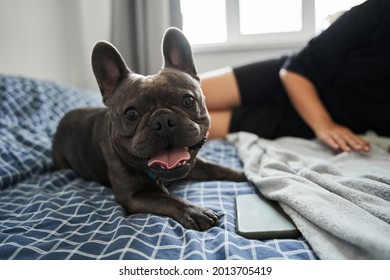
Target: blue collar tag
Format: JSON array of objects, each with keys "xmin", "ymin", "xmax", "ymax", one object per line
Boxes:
[
  {"xmin": 145, "ymin": 170, "xmax": 157, "ymax": 180},
  {"xmin": 145, "ymin": 170, "xmax": 167, "ymax": 188}
]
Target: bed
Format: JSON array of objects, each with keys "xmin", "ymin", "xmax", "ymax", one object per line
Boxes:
[
  {"xmin": 0, "ymin": 74, "xmax": 317, "ymax": 260},
  {"xmin": 2, "ymin": 73, "xmax": 390, "ymax": 261}
]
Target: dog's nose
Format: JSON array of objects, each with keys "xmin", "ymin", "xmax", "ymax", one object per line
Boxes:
[{"xmin": 150, "ymin": 113, "xmax": 177, "ymax": 135}]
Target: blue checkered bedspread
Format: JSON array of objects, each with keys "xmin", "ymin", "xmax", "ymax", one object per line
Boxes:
[{"xmin": 0, "ymin": 74, "xmax": 317, "ymax": 260}]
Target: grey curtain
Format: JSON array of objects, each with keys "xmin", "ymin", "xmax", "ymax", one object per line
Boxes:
[{"xmin": 111, "ymin": 0, "xmax": 182, "ymax": 75}]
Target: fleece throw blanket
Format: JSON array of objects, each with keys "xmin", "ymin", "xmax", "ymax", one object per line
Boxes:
[{"xmin": 228, "ymin": 132, "xmax": 390, "ymax": 259}]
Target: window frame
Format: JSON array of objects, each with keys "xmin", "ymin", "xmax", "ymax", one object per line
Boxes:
[{"xmin": 190, "ymin": 0, "xmax": 315, "ymax": 53}]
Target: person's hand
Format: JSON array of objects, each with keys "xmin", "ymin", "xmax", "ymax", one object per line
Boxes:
[
  {"xmin": 314, "ymin": 122, "xmax": 370, "ymax": 153},
  {"xmin": 279, "ymin": 70, "xmax": 370, "ymax": 153}
]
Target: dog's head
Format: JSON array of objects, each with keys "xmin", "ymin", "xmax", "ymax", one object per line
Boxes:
[{"xmin": 91, "ymin": 28, "xmax": 210, "ymax": 181}]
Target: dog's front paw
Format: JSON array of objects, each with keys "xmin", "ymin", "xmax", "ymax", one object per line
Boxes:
[
  {"xmin": 179, "ymin": 205, "xmax": 219, "ymax": 231},
  {"xmin": 231, "ymin": 171, "xmax": 247, "ymax": 181}
]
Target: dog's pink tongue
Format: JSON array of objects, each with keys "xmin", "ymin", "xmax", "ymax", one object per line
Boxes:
[{"xmin": 148, "ymin": 147, "xmax": 190, "ymax": 170}]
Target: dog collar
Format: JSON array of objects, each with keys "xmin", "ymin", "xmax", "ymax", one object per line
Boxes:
[
  {"xmin": 145, "ymin": 170, "xmax": 167, "ymax": 188},
  {"xmin": 145, "ymin": 170, "xmax": 157, "ymax": 180}
]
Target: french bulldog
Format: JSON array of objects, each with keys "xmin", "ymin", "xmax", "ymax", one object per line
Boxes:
[{"xmin": 52, "ymin": 27, "xmax": 246, "ymax": 231}]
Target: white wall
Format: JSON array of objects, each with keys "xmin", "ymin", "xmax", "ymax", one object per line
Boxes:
[{"xmin": 0, "ymin": 0, "xmax": 111, "ymax": 90}]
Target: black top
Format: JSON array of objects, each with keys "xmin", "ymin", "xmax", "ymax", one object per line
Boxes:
[{"xmin": 283, "ymin": 0, "xmax": 390, "ymax": 136}]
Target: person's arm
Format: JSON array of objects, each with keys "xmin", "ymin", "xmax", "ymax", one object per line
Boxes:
[{"xmin": 279, "ymin": 69, "xmax": 370, "ymax": 152}]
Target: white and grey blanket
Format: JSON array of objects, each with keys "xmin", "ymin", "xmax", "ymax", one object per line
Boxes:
[{"xmin": 228, "ymin": 132, "xmax": 390, "ymax": 259}]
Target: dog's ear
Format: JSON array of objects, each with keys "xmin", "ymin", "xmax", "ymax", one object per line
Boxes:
[
  {"xmin": 91, "ymin": 41, "xmax": 131, "ymax": 105},
  {"xmin": 162, "ymin": 28, "xmax": 198, "ymax": 81}
]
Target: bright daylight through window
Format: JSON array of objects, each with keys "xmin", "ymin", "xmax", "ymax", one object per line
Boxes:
[
  {"xmin": 180, "ymin": 0, "xmax": 227, "ymax": 45},
  {"xmin": 180, "ymin": 0, "xmax": 366, "ymax": 46},
  {"xmin": 239, "ymin": 0, "xmax": 302, "ymax": 35}
]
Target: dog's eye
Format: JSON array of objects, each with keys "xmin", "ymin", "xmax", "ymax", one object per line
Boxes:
[
  {"xmin": 125, "ymin": 108, "xmax": 139, "ymax": 121},
  {"xmin": 182, "ymin": 95, "xmax": 195, "ymax": 109}
]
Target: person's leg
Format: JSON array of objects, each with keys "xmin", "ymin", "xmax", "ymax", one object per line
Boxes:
[
  {"xmin": 201, "ymin": 57, "xmax": 287, "ymax": 139},
  {"xmin": 200, "ymin": 67, "xmax": 240, "ymax": 139},
  {"xmin": 233, "ymin": 57, "xmax": 287, "ymax": 105},
  {"xmin": 200, "ymin": 67, "xmax": 241, "ymax": 110}
]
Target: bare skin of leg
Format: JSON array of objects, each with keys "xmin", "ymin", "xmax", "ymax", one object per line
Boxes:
[{"xmin": 200, "ymin": 67, "xmax": 241, "ymax": 139}]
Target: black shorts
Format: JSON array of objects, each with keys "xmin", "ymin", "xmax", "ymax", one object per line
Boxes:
[{"xmin": 230, "ymin": 57, "xmax": 314, "ymax": 139}]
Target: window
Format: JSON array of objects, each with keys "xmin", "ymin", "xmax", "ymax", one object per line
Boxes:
[
  {"xmin": 180, "ymin": 0, "xmax": 313, "ymax": 48},
  {"xmin": 180, "ymin": 0, "xmax": 365, "ymax": 50},
  {"xmin": 180, "ymin": 0, "xmax": 227, "ymax": 44},
  {"xmin": 315, "ymin": 0, "xmax": 365, "ymax": 32},
  {"xmin": 239, "ymin": 0, "xmax": 303, "ymax": 35}
]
